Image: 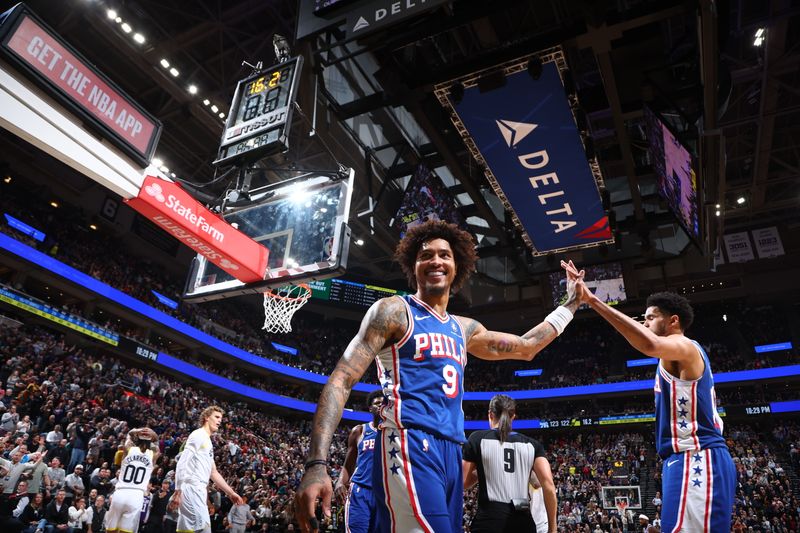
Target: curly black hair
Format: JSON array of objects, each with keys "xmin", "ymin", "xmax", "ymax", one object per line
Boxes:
[
  {"xmin": 366, "ymin": 389, "xmax": 384, "ymax": 407},
  {"xmin": 646, "ymin": 291, "xmax": 694, "ymax": 331},
  {"xmin": 394, "ymin": 220, "xmax": 478, "ymax": 292}
]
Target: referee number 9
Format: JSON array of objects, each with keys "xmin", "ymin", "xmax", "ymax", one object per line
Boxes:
[{"xmin": 442, "ymin": 364, "xmax": 459, "ymax": 398}]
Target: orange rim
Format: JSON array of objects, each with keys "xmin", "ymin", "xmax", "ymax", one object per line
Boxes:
[{"xmin": 263, "ymin": 283, "xmax": 311, "ymax": 302}]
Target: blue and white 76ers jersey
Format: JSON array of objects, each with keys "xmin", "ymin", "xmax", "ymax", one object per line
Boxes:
[{"xmin": 376, "ymin": 295, "xmax": 467, "ymax": 443}]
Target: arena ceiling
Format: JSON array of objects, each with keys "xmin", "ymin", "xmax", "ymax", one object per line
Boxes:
[{"xmin": 2, "ymin": 0, "xmax": 799, "ymax": 289}]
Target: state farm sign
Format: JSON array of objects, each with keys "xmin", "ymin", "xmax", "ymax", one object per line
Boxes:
[{"xmin": 126, "ymin": 176, "xmax": 269, "ymax": 283}]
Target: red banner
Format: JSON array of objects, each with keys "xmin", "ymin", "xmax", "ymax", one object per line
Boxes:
[
  {"xmin": 125, "ymin": 176, "xmax": 269, "ymax": 283},
  {"xmin": 1, "ymin": 10, "xmax": 160, "ymax": 162}
]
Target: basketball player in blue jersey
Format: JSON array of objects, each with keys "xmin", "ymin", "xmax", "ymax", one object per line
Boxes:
[
  {"xmin": 335, "ymin": 390, "xmax": 383, "ymax": 533},
  {"xmin": 296, "ymin": 221, "xmax": 583, "ymax": 533},
  {"xmin": 562, "ymin": 260, "xmax": 736, "ymax": 533}
]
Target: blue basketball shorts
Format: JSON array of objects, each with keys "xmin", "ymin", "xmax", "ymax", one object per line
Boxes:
[
  {"xmin": 660, "ymin": 447, "xmax": 736, "ymax": 532},
  {"xmin": 372, "ymin": 427, "xmax": 463, "ymax": 533},
  {"xmin": 345, "ymin": 483, "xmax": 379, "ymax": 533}
]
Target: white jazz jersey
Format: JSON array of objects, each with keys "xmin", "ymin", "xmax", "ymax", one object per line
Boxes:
[
  {"xmin": 116, "ymin": 446, "xmax": 155, "ymax": 491},
  {"xmin": 176, "ymin": 428, "xmax": 214, "ymax": 487}
]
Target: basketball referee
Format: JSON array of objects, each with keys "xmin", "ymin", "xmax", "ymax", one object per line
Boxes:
[{"xmin": 463, "ymin": 395, "xmax": 557, "ymax": 533}]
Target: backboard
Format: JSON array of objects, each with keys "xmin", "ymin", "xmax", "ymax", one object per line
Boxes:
[{"xmin": 182, "ymin": 169, "xmax": 354, "ymax": 302}]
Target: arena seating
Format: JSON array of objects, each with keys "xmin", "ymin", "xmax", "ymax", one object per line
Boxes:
[{"xmin": 2, "ymin": 321, "xmax": 799, "ymax": 532}]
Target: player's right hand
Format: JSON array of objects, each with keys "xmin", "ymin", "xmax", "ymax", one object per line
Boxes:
[
  {"xmin": 167, "ymin": 489, "xmax": 181, "ymax": 511},
  {"xmin": 334, "ymin": 481, "xmax": 349, "ymax": 505},
  {"xmin": 295, "ymin": 466, "xmax": 332, "ymax": 532}
]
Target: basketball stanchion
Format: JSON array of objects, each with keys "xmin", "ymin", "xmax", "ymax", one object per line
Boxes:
[{"xmin": 262, "ymin": 283, "xmax": 312, "ymax": 333}]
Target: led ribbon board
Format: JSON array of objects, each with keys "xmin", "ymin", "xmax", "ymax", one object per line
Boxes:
[
  {"xmin": 215, "ymin": 56, "xmax": 303, "ymax": 166},
  {"xmin": 435, "ymin": 48, "xmax": 612, "ymax": 255},
  {"xmin": 0, "ymin": 4, "xmax": 161, "ymax": 166}
]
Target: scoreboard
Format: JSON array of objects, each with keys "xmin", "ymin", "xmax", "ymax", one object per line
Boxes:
[
  {"xmin": 215, "ymin": 56, "xmax": 303, "ymax": 166},
  {"xmin": 307, "ymin": 278, "xmax": 408, "ymax": 308}
]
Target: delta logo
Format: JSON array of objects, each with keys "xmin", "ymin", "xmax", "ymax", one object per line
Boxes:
[{"xmin": 495, "ymin": 118, "xmax": 611, "ymax": 240}]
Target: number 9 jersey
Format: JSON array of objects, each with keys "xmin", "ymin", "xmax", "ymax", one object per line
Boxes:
[{"xmin": 376, "ymin": 295, "xmax": 467, "ymax": 443}]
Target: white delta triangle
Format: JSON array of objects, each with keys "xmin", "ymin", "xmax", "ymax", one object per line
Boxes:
[
  {"xmin": 496, "ymin": 119, "xmax": 538, "ymax": 147},
  {"xmin": 353, "ymin": 17, "xmax": 369, "ymax": 31}
]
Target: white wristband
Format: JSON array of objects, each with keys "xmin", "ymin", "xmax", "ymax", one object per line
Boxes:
[{"xmin": 545, "ymin": 305, "xmax": 574, "ymax": 336}]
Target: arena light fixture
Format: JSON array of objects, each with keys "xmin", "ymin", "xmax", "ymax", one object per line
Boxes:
[
  {"xmin": 355, "ymin": 239, "xmax": 364, "ymax": 246},
  {"xmin": 169, "ymin": 67, "xmax": 179, "ymax": 77},
  {"xmin": 89, "ymin": 224, "xmax": 97, "ymax": 230},
  {"xmin": 218, "ymin": 112, "xmax": 225, "ymax": 119},
  {"xmin": 50, "ymin": 201, "xmax": 59, "ymax": 208},
  {"xmin": 210, "ymin": 104, "xmax": 219, "ymax": 113},
  {"xmin": 754, "ymin": 28, "xmax": 765, "ymax": 47},
  {"xmin": 737, "ymin": 196, "xmax": 746, "ymax": 204},
  {"xmin": 133, "ymin": 33, "xmax": 145, "ymax": 44},
  {"xmin": 106, "ymin": 9, "xmax": 117, "ymax": 19},
  {"xmin": 152, "ymin": 157, "xmax": 163, "ymax": 167},
  {"xmin": 121, "ymin": 22, "xmax": 132, "ymax": 33},
  {"xmin": 202, "ymin": 99, "xmax": 210, "ymax": 106},
  {"xmin": 115, "ymin": 16, "xmax": 121, "ymax": 23},
  {"xmin": 160, "ymin": 58, "xmax": 170, "ymax": 68},
  {"xmin": 715, "ymin": 210, "xmax": 721, "ymax": 216},
  {"xmin": 188, "ymin": 85, "xmax": 198, "ymax": 94},
  {"xmin": 3, "ymin": 176, "xmax": 10, "ymax": 183}
]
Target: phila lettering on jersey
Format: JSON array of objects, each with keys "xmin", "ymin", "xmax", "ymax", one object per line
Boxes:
[
  {"xmin": 376, "ymin": 295, "xmax": 467, "ymax": 443},
  {"xmin": 115, "ymin": 447, "xmax": 155, "ymax": 491},
  {"xmin": 349, "ymin": 422, "xmax": 377, "ymax": 489},
  {"xmin": 654, "ymin": 340, "xmax": 726, "ymax": 458}
]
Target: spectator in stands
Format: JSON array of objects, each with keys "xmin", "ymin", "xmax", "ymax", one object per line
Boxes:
[
  {"xmin": 1, "ymin": 451, "xmax": 41, "ymax": 495},
  {"xmin": 88, "ymin": 494, "xmax": 106, "ymax": 533},
  {"xmin": 46, "ymin": 458, "xmax": 65, "ymax": 492},
  {"xmin": 44, "ymin": 441, "xmax": 69, "ymax": 470},
  {"xmin": 63, "ymin": 465, "xmax": 85, "ymax": 500},
  {"xmin": 18, "ymin": 492, "xmax": 46, "ymax": 533},
  {"xmin": 67, "ymin": 497, "xmax": 90, "ymax": 531},
  {"xmin": 43, "ymin": 488, "xmax": 70, "ymax": 533},
  {"xmin": 67, "ymin": 421, "xmax": 93, "ymax": 474}
]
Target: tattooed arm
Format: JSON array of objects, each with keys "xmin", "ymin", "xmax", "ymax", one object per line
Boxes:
[
  {"xmin": 458, "ymin": 271, "xmax": 583, "ymax": 361},
  {"xmin": 295, "ymin": 296, "xmax": 407, "ymax": 532}
]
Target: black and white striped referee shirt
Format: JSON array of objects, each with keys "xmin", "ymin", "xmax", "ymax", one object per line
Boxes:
[{"xmin": 463, "ymin": 429, "xmax": 546, "ymax": 506}]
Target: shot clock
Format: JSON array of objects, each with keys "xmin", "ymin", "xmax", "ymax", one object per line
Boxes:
[{"xmin": 214, "ymin": 56, "xmax": 303, "ymax": 166}]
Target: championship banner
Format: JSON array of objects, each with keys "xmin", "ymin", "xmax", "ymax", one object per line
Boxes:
[
  {"xmin": 125, "ymin": 176, "xmax": 269, "ymax": 283},
  {"xmin": 723, "ymin": 231, "xmax": 755, "ymax": 263},
  {"xmin": 436, "ymin": 49, "xmax": 611, "ymax": 254},
  {"xmin": 751, "ymin": 226, "xmax": 784, "ymax": 259}
]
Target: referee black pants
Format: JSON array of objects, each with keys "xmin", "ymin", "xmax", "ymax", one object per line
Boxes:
[{"xmin": 470, "ymin": 501, "xmax": 536, "ymax": 533}]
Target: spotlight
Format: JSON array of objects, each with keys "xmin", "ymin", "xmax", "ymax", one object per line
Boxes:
[
  {"xmin": 210, "ymin": 104, "xmax": 219, "ymax": 113},
  {"xmin": 133, "ymin": 33, "xmax": 145, "ymax": 44},
  {"xmin": 218, "ymin": 112, "xmax": 225, "ymax": 119},
  {"xmin": 188, "ymin": 85, "xmax": 198, "ymax": 94},
  {"xmin": 202, "ymin": 99, "xmax": 210, "ymax": 106},
  {"xmin": 89, "ymin": 224, "xmax": 97, "ymax": 231},
  {"xmin": 449, "ymin": 82, "xmax": 465, "ymax": 104},
  {"xmin": 121, "ymin": 22, "xmax": 132, "ymax": 33},
  {"xmin": 50, "ymin": 201, "xmax": 59, "ymax": 208},
  {"xmin": 737, "ymin": 197, "xmax": 745, "ymax": 204},
  {"xmin": 107, "ymin": 9, "xmax": 117, "ymax": 19},
  {"xmin": 169, "ymin": 67, "xmax": 179, "ymax": 77},
  {"xmin": 526, "ymin": 56, "xmax": 543, "ymax": 81},
  {"xmin": 355, "ymin": 239, "xmax": 364, "ymax": 246},
  {"xmin": 160, "ymin": 58, "xmax": 170, "ymax": 68}
]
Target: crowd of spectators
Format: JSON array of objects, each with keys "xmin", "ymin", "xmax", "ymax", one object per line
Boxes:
[
  {"xmin": 0, "ymin": 182, "xmax": 798, "ymax": 397},
  {"xmin": 2, "ymin": 317, "xmax": 800, "ymax": 532}
]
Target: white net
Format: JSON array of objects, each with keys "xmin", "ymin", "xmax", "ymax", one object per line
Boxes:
[{"xmin": 262, "ymin": 284, "xmax": 311, "ymax": 333}]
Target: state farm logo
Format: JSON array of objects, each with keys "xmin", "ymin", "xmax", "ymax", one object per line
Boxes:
[
  {"xmin": 219, "ymin": 258, "xmax": 239, "ymax": 271},
  {"xmin": 145, "ymin": 183, "xmax": 165, "ymax": 202}
]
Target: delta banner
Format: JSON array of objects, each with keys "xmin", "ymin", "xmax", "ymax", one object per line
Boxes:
[
  {"xmin": 450, "ymin": 61, "xmax": 610, "ymax": 253},
  {"xmin": 125, "ymin": 176, "xmax": 269, "ymax": 283}
]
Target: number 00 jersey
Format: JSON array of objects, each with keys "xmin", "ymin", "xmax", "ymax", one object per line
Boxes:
[
  {"xmin": 654, "ymin": 340, "xmax": 727, "ymax": 458},
  {"xmin": 115, "ymin": 446, "xmax": 155, "ymax": 491},
  {"xmin": 376, "ymin": 295, "xmax": 467, "ymax": 443}
]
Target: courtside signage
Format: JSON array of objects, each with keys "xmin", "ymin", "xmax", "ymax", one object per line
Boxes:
[
  {"xmin": 125, "ymin": 176, "xmax": 269, "ymax": 283},
  {"xmin": 0, "ymin": 4, "xmax": 161, "ymax": 166},
  {"xmin": 438, "ymin": 51, "xmax": 611, "ymax": 254}
]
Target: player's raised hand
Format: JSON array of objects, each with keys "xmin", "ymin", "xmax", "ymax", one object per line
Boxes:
[{"xmin": 295, "ymin": 466, "xmax": 332, "ymax": 532}]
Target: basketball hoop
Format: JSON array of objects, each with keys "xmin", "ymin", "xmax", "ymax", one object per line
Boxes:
[{"xmin": 262, "ymin": 284, "xmax": 311, "ymax": 333}]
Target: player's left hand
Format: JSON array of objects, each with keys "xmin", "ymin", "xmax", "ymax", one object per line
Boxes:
[
  {"xmin": 230, "ymin": 492, "xmax": 244, "ymax": 505},
  {"xmin": 561, "ymin": 260, "xmax": 587, "ymax": 303}
]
